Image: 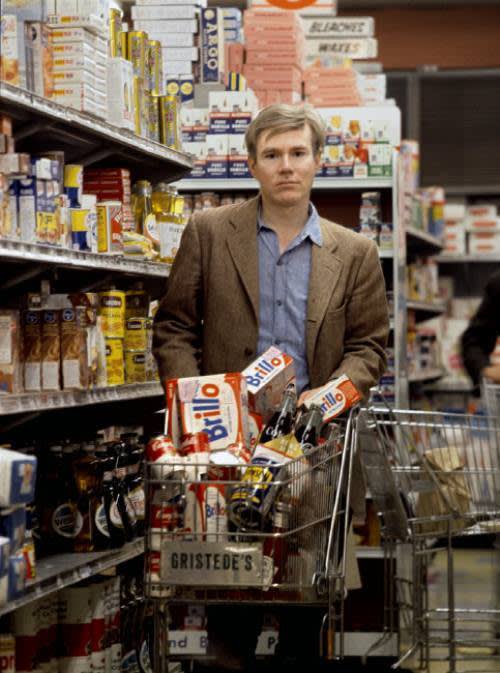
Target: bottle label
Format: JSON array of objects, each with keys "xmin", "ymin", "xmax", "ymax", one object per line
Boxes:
[
  {"xmin": 144, "ymin": 213, "xmax": 159, "ymax": 244},
  {"xmin": 95, "ymin": 502, "xmax": 110, "ymax": 537},
  {"xmin": 129, "ymin": 486, "xmax": 145, "ymax": 520},
  {"xmin": 109, "ymin": 502, "xmax": 123, "ymax": 527},
  {"xmin": 122, "ymin": 650, "xmax": 140, "ymax": 673},
  {"xmin": 139, "ymin": 641, "xmax": 153, "ymax": 673},
  {"xmin": 52, "ymin": 503, "xmax": 83, "ymax": 538}
]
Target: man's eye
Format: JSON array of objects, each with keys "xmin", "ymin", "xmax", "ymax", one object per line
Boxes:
[
  {"xmin": 264, "ymin": 153, "xmax": 276, "ymax": 159},
  {"xmin": 294, "ymin": 150, "xmax": 306, "ymax": 157}
]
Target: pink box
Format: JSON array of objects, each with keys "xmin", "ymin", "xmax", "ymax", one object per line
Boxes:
[
  {"xmin": 245, "ymin": 50, "xmax": 303, "ymax": 67},
  {"xmin": 243, "ymin": 64, "xmax": 303, "ymax": 87}
]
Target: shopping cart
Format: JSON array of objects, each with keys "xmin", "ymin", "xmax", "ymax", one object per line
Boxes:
[
  {"xmin": 360, "ymin": 406, "xmax": 500, "ymax": 673},
  {"xmin": 483, "ymin": 381, "xmax": 500, "ymax": 420},
  {"xmin": 144, "ymin": 407, "xmax": 360, "ymax": 673}
]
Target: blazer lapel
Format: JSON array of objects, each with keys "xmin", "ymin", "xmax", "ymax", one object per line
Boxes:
[
  {"xmin": 226, "ymin": 196, "xmax": 260, "ymax": 322},
  {"xmin": 307, "ymin": 219, "xmax": 344, "ymax": 369}
]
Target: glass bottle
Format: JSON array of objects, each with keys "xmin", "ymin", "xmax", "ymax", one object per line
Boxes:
[{"xmin": 132, "ymin": 180, "xmax": 158, "ymax": 246}]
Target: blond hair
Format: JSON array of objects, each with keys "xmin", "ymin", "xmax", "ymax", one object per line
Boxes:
[{"xmin": 245, "ymin": 104, "xmax": 326, "ymax": 160}]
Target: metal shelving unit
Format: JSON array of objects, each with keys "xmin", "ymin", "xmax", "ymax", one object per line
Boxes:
[
  {"xmin": 406, "ymin": 226, "xmax": 443, "ymax": 255},
  {"xmin": 408, "ymin": 368, "xmax": 445, "ymax": 383},
  {"xmin": 174, "ymin": 176, "xmax": 394, "ymax": 191},
  {"xmin": 0, "ymin": 83, "xmax": 192, "ymax": 179},
  {"xmin": 438, "ymin": 254, "xmax": 500, "ymax": 264},
  {"xmin": 0, "ymin": 538, "xmax": 144, "ymax": 618},
  {"xmin": 407, "ymin": 299, "xmax": 446, "ymax": 320},
  {"xmin": 0, "ymin": 382, "xmax": 164, "ymax": 416},
  {"xmin": 0, "ymin": 239, "xmax": 170, "ymax": 277}
]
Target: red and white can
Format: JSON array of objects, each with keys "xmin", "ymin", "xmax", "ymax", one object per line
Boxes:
[
  {"xmin": 180, "ymin": 431, "xmax": 210, "ymax": 457},
  {"xmin": 146, "ymin": 435, "xmax": 179, "ymax": 479}
]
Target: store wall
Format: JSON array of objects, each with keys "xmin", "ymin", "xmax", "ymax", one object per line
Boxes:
[{"xmin": 338, "ymin": 5, "xmax": 500, "ymax": 69}]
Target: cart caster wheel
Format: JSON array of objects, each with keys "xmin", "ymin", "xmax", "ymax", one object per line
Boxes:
[{"xmin": 314, "ymin": 572, "xmax": 328, "ymax": 596}]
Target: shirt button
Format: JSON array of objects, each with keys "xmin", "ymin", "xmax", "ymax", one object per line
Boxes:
[{"xmin": 276, "ymin": 300, "xmax": 283, "ymax": 307}]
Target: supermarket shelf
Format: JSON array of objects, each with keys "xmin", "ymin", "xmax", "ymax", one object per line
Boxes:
[
  {"xmin": 0, "ymin": 239, "xmax": 170, "ymax": 277},
  {"xmin": 0, "ymin": 382, "xmax": 164, "ymax": 416},
  {"xmin": 443, "ymin": 184, "xmax": 500, "ymax": 196},
  {"xmin": 0, "ymin": 538, "xmax": 144, "ymax": 617},
  {"xmin": 424, "ymin": 379, "xmax": 474, "ymax": 393},
  {"xmin": 174, "ymin": 177, "xmax": 394, "ymax": 191},
  {"xmin": 378, "ymin": 248, "xmax": 393, "ymax": 259},
  {"xmin": 407, "ymin": 299, "xmax": 446, "ymax": 321},
  {"xmin": 406, "ymin": 226, "xmax": 443, "ymax": 254},
  {"xmin": 438, "ymin": 254, "xmax": 500, "ymax": 263},
  {"xmin": 0, "ymin": 83, "xmax": 192, "ymax": 180},
  {"xmin": 356, "ymin": 546, "xmax": 384, "ymax": 559},
  {"xmin": 409, "ymin": 368, "xmax": 445, "ymax": 383}
]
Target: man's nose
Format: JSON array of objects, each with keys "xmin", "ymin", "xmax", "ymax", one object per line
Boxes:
[{"xmin": 278, "ymin": 154, "xmax": 292, "ymax": 171}]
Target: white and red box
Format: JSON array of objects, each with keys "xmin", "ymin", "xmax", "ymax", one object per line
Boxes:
[
  {"xmin": 166, "ymin": 373, "xmax": 249, "ymax": 451},
  {"xmin": 304, "ymin": 374, "xmax": 361, "ymax": 422},
  {"xmin": 242, "ymin": 347, "xmax": 296, "ymax": 419}
]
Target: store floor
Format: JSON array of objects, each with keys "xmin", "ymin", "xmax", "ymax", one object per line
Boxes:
[{"xmin": 189, "ymin": 546, "xmax": 500, "ymax": 673}]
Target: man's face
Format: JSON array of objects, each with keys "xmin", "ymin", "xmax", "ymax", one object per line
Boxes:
[{"xmin": 248, "ymin": 124, "xmax": 322, "ymax": 209}]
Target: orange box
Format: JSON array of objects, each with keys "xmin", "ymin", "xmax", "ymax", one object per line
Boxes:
[
  {"xmin": 304, "ymin": 65, "xmax": 356, "ymax": 81},
  {"xmin": 304, "ymin": 374, "xmax": 362, "ymax": 422},
  {"xmin": 243, "ymin": 64, "xmax": 303, "ymax": 87},
  {"xmin": 242, "ymin": 346, "xmax": 296, "ymax": 419},
  {"xmin": 304, "ymin": 80, "xmax": 358, "ymax": 95},
  {"xmin": 244, "ymin": 10, "xmax": 302, "ymax": 28},
  {"xmin": 227, "ymin": 43, "xmax": 244, "ymax": 72},
  {"xmin": 166, "ymin": 373, "xmax": 249, "ymax": 451}
]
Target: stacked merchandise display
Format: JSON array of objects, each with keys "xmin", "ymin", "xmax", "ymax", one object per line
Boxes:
[{"xmin": 443, "ymin": 202, "xmax": 500, "ymax": 257}]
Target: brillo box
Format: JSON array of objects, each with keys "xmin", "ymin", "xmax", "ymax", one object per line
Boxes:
[
  {"xmin": 304, "ymin": 374, "xmax": 361, "ymax": 422},
  {"xmin": 242, "ymin": 346, "xmax": 296, "ymax": 419}
]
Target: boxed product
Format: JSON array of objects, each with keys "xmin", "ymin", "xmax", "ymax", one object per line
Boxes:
[
  {"xmin": 242, "ymin": 347, "xmax": 296, "ymax": 419},
  {"xmin": 41, "ymin": 309, "xmax": 61, "ymax": 391},
  {"xmin": 0, "ymin": 15, "xmax": 20, "ymax": 86},
  {"xmin": 443, "ymin": 226, "xmax": 466, "ymax": 255},
  {"xmin": 106, "ymin": 58, "xmax": 134, "ymax": 130},
  {"xmin": 228, "ymin": 135, "xmax": 250, "ymax": 179},
  {"xmin": 166, "ymin": 373, "xmax": 249, "ymax": 451},
  {"xmin": 302, "ymin": 16, "xmax": 375, "ymax": 38},
  {"xmin": 0, "ymin": 536, "xmax": 9, "ymax": 576},
  {"xmin": 368, "ymin": 143, "xmax": 392, "ymax": 177},
  {"xmin": 305, "ymin": 37, "xmax": 378, "ymax": 64},
  {"xmin": 132, "ymin": 4, "xmax": 197, "ymax": 19},
  {"xmin": 0, "ymin": 448, "xmax": 37, "ymax": 507},
  {"xmin": 133, "ymin": 19, "xmax": 199, "ymax": 33},
  {"xmin": 465, "ymin": 204, "xmax": 499, "ymax": 232},
  {"xmin": 8, "ymin": 552, "xmax": 27, "ymax": 600},
  {"xmin": 25, "ymin": 21, "xmax": 53, "ymax": 97},
  {"xmin": 304, "ymin": 374, "xmax": 362, "ymax": 422},
  {"xmin": 469, "ymin": 231, "xmax": 500, "ymax": 255},
  {"xmin": 184, "ymin": 142, "xmax": 207, "ymax": 178},
  {"xmin": 22, "ymin": 310, "xmax": 42, "ymax": 392},
  {"xmin": 0, "ymin": 310, "xmax": 22, "ymax": 394},
  {"xmin": 61, "ymin": 307, "xmax": 89, "ymax": 390},
  {"xmin": 205, "ymin": 135, "xmax": 228, "ymax": 179},
  {"xmin": 200, "ymin": 8, "xmax": 225, "ymax": 83},
  {"xmin": 0, "ymin": 505, "xmax": 26, "ymax": 553}
]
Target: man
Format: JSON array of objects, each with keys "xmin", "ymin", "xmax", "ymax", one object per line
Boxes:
[
  {"xmin": 461, "ymin": 269, "xmax": 500, "ymax": 393},
  {"xmin": 153, "ymin": 104, "xmax": 389, "ymax": 671}
]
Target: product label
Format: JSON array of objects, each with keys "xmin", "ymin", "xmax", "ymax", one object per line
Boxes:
[
  {"xmin": 52, "ymin": 503, "xmax": 83, "ymax": 538},
  {"xmin": 0, "ymin": 316, "xmax": 13, "ymax": 364},
  {"xmin": 129, "ymin": 486, "xmax": 145, "ymax": 520},
  {"xmin": 95, "ymin": 502, "xmax": 110, "ymax": 537}
]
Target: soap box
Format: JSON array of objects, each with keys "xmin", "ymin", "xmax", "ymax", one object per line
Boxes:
[
  {"xmin": 242, "ymin": 346, "xmax": 296, "ymax": 420},
  {"xmin": 166, "ymin": 373, "xmax": 249, "ymax": 451},
  {"xmin": 0, "ymin": 448, "xmax": 37, "ymax": 507},
  {"xmin": 0, "ymin": 506, "xmax": 26, "ymax": 553},
  {"xmin": 304, "ymin": 374, "xmax": 362, "ymax": 422},
  {"xmin": 201, "ymin": 8, "xmax": 225, "ymax": 83}
]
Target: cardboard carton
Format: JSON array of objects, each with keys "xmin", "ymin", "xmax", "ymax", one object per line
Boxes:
[{"xmin": 242, "ymin": 347, "xmax": 296, "ymax": 419}]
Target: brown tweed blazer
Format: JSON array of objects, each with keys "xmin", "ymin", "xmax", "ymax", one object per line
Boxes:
[{"xmin": 153, "ymin": 195, "xmax": 389, "ymax": 397}]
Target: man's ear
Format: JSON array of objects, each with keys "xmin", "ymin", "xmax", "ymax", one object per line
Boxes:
[
  {"xmin": 314, "ymin": 149, "xmax": 323, "ymax": 170},
  {"xmin": 248, "ymin": 156, "xmax": 257, "ymax": 177}
]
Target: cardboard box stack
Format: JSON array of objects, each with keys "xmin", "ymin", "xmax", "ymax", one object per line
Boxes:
[
  {"xmin": 223, "ymin": 8, "xmax": 242, "ymax": 44},
  {"xmin": 131, "ymin": 1, "xmax": 201, "ymax": 79},
  {"xmin": 49, "ymin": 20, "xmax": 108, "ymax": 118},
  {"xmin": 242, "ymin": 10, "xmax": 305, "ymax": 107},
  {"xmin": 443, "ymin": 203, "xmax": 466, "ymax": 256},
  {"xmin": 182, "ymin": 89, "xmax": 258, "ymax": 178},
  {"xmin": 303, "ymin": 16, "xmax": 378, "ymax": 68},
  {"xmin": 466, "ymin": 204, "xmax": 500, "ymax": 255},
  {"xmin": 304, "ymin": 65, "xmax": 361, "ymax": 107}
]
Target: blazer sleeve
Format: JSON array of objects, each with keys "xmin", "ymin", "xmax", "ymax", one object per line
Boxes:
[
  {"xmin": 328, "ymin": 241, "xmax": 389, "ymax": 398},
  {"xmin": 461, "ymin": 273, "xmax": 500, "ymax": 390},
  {"xmin": 152, "ymin": 212, "xmax": 203, "ymax": 382}
]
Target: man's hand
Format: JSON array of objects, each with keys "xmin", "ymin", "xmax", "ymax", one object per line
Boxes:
[
  {"xmin": 297, "ymin": 387, "xmax": 323, "ymax": 407},
  {"xmin": 483, "ymin": 365, "xmax": 500, "ymax": 383}
]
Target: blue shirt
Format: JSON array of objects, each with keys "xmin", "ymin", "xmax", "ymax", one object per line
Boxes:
[{"xmin": 257, "ymin": 203, "xmax": 323, "ymax": 394}]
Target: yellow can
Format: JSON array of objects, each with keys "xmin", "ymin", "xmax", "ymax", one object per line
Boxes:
[
  {"xmin": 125, "ymin": 351, "xmax": 147, "ymax": 384},
  {"xmin": 121, "ymin": 30, "xmax": 128, "ymax": 59},
  {"xmin": 99, "ymin": 290, "xmax": 126, "ymax": 338},
  {"xmin": 109, "ymin": 8, "xmax": 122, "ymax": 58},
  {"xmin": 105, "ymin": 338, "xmax": 125, "ymax": 386},
  {"xmin": 125, "ymin": 290, "xmax": 150, "ymax": 320},
  {"xmin": 133, "ymin": 75, "xmax": 144, "ymax": 136},
  {"xmin": 125, "ymin": 317, "xmax": 151, "ymax": 351},
  {"xmin": 127, "ymin": 31, "xmax": 147, "ymax": 80},
  {"xmin": 148, "ymin": 40, "xmax": 162, "ymax": 95},
  {"xmin": 148, "ymin": 93, "xmax": 160, "ymax": 143},
  {"xmin": 159, "ymin": 95, "xmax": 179, "ymax": 149}
]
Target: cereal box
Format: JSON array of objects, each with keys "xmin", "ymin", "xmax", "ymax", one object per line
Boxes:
[
  {"xmin": 166, "ymin": 373, "xmax": 249, "ymax": 451},
  {"xmin": 242, "ymin": 347, "xmax": 296, "ymax": 419}
]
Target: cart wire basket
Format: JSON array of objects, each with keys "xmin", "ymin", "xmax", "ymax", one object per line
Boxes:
[
  {"xmin": 360, "ymin": 405, "xmax": 500, "ymax": 673},
  {"xmin": 144, "ymin": 407, "xmax": 360, "ymax": 671}
]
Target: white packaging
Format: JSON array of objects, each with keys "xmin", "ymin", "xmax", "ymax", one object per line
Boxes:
[
  {"xmin": 162, "ymin": 47, "xmax": 199, "ymax": 62},
  {"xmin": 469, "ymin": 231, "xmax": 500, "ymax": 255},
  {"xmin": 133, "ymin": 19, "xmax": 198, "ymax": 33},
  {"xmin": 443, "ymin": 227, "xmax": 466, "ymax": 255},
  {"xmin": 444, "ymin": 203, "xmax": 466, "ymax": 221},
  {"xmin": 305, "ymin": 37, "xmax": 378, "ymax": 62},
  {"xmin": 56, "ymin": 0, "xmax": 79, "ymax": 13},
  {"xmin": 132, "ymin": 4, "xmax": 197, "ymax": 19},
  {"xmin": 0, "ymin": 448, "xmax": 37, "ymax": 507},
  {"xmin": 0, "ymin": 537, "xmax": 10, "ymax": 576},
  {"xmin": 147, "ymin": 31, "xmax": 195, "ymax": 46},
  {"xmin": 53, "ymin": 53, "xmax": 95, "ymax": 73},
  {"xmin": 58, "ymin": 585, "xmax": 93, "ymax": 673},
  {"xmin": 163, "ymin": 60, "xmax": 194, "ymax": 76},
  {"xmin": 242, "ymin": 347, "xmax": 296, "ymax": 419},
  {"xmin": 304, "ymin": 374, "xmax": 362, "ymax": 422},
  {"xmin": 302, "ymin": 16, "xmax": 374, "ymax": 38},
  {"xmin": 107, "ymin": 58, "xmax": 134, "ymax": 131}
]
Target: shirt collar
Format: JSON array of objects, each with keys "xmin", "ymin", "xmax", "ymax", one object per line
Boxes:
[{"xmin": 257, "ymin": 201, "xmax": 323, "ymax": 247}]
